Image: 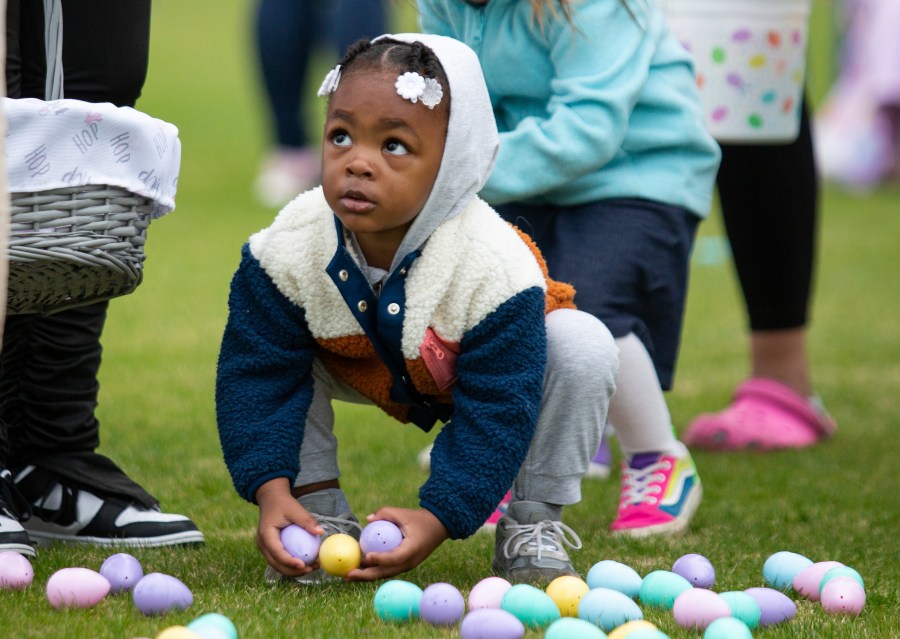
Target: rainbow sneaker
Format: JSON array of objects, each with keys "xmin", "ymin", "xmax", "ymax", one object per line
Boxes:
[
  {"xmin": 479, "ymin": 490, "xmax": 512, "ymax": 533},
  {"xmin": 610, "ymin": 451, "xmax": 702, "ymax": 537}
]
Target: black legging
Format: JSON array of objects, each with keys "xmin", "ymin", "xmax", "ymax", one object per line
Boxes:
[
  {"xmin": 715, "ymin": 100, "xmax": 818, "ymax": 332},
  {"xmin": 1, "ymin": 0, "xmax": 157, "ymax": 507}
]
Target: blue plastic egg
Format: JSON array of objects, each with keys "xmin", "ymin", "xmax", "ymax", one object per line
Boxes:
[
  {"xmin": 459, "ymin": 608, "xmax": 526, "ymax": 639},
  {"xmin": 744, "ymin": 587, "xmax": 796, "ymax": 626},
  {"xmin": 187, "ymin": 613, "xmax": 238, "ymax": 639},
  {"xmin": 586, "ymin": 560, "xmax": 642, "ymax": 599},
  {"xmin": 420, "ymin": 582, "xmax": 466, "ymax": 626},
  {"xmin": 545, "ymin": 617, "xmax": 608, "ymax": 638},
  {"xmin": 100, "ymin": 553, "xmax": 144, "ymax": 594},
  {"xmin": 500, "ymin": 583, "xmax": 561, "ymax": 628},
  {"xmin": 578, "ymin": 587, "xmax": 643, "ymax": 631},
  {"xmin": 639, "ymin": 571, "xmax": 692, "ymax": 609},
  {"xmin": 672, "ymin": 553, "xmax": 715, "ymax": 588},
  {"xmin": 718, "ymin": 591, "xmax": 761, "ymax": 629},
  {"xmin": 762, "ymin": 551, "xmax": 813, "ymax": 591},
  {"xmin": 373, "ymin": 579, "xmax": 423, "ymax": 623},
  {"xmin": 703, "ymin": 617, "xmax": 753, "ymax": 639}
]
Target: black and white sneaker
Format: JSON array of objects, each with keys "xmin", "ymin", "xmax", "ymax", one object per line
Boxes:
[
  {"xmin": 14, "ymin": 466, "xmax": 204, "ymax": 548},
  {"xmin": 0, "ymin": 469, "xmax": 36, "ymax": 557}
]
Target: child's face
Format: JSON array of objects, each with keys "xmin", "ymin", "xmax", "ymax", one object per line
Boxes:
[{"xmin": 322, "ymin": 68, "xmax": 448, "ymax": 269}]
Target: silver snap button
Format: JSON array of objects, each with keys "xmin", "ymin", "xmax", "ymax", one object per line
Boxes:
[
  {"xmin": 339, "ymin": 269, "xmax": 349, "ymax": 281},
  {"xmin": 387, "ymin": 302, "xmax": 400, "ymax": 315},
  {"xmin": 357, "ymin": 300, "xmax": 368, "ymax": 312}
]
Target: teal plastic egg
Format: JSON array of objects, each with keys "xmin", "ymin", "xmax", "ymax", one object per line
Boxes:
[
  {"xmin": 819, "ymin": 565, "xmax": 864, "ymax": 593},
  {"xmin": 500, "ymin": 583, "xmax": 561, "ymax": 628},
  {"xmin": 373, "ymin": 579, "xmax": 423, "ymax": 623},
  {"xmin": 762, "ymin": 551, "xmax": 813, "ymax": 591},
  {"xmin": 626, "ymin": 630, "xmax": 670, "ymax": 639},
  {"xmin": 718, "ymin": 591, "xmax": 761, "ymax": 629},
  {"xmin": 703, "ymin": 617, "xmax": 753, "ymax": 639},
  {"xmin": 187, "ymin": 613, "xmax": 238, "ymax": 639},
  {"xmin": 577, "ymin": 587, "xmax": 643, "ymax": 631},
  {"xmin": 639, "ymin": 571, "xmax": 692, "ymax": 609},
  {"xmin": 586, "ymin": 560, "xmax": 642, "ymax": 599},
  {"xmin": 545, "ymin": 617, "xmax": 608, "ymax": 638}
]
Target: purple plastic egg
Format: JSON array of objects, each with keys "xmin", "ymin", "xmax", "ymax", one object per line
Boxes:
[
  {"xmin": 280, "ymin": 524, "xmax": 321, "ymax": 563},
  {"xmin": 359, "ymin": 520, "xmax": 403, "ymax": 555},
  {"xmin": 132, "ymin": 572, "xmax": 193, "ymax": 616},
  {"xmin": 460, "ymin": 608, "xmax": 526, "ymax": 639},
  {"xmin": 468, "ymin": 576, "xmax": 513, "ymax": 610},
  {"xmin": 744, "ymin": 587, "xmax": 796, "ymax": 626},
  {"xmin": 420, "ymin": 582, "xmax": 466, "ymax": 626},
  {"xmin": 46, "ymin": 567, "xmax": 111, "ymax": 609},
  {"xmin": 100, "ymin": 553, "xmax": 144, "ymax": 594},
  {"xmin": 672, "ymin": 588, "xmax": 731, "ymax": 630},
  {"xmin": 793, "ymin": 561, "xmax": 843, "ymax": 601},
  {"xmin": 673, "ymin": 553, "xmax": 716, "ymax": 588},
  {"xmin": 820, "ymin": 576, "xmax": 866, "ymax": 616},
  {"xmin": 0, "ymin": 551, "xmax": 34, "ymax": 590}
]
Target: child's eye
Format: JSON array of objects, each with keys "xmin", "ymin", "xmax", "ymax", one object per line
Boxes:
[
  {"xmin": 332, "ymin": 131, "xmax": 352, "ymax": 147},
  {"xmin": 385, "ymin": 140, "xmax": 410, "ymax": 156}
]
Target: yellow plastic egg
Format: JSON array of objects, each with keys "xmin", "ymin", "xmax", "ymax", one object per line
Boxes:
[
  {"xmin": 155, "ymin": 626, "xmax": 202, "ymax": 639},
  {"xmin": 318, "ymin": 533, "xmax": 362, "ymax": 577},
  {"xmin": 546, "ymin": 575, "xmax": 590, "ymax": 617},
  {"xmin": 607, "ymin": 619, "xmax": 659, "ymax": 639}
]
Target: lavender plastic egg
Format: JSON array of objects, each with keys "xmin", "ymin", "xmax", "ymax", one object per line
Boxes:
[
  {"xmin": 100, "ymin": 553, "xmax": 144, "ymax": 594},
  {"xmin": 762, "ymin": 551, "xmax": 813, "ymax": 591},
  {"xmin": 793, "ymin": 561, "xmax": 843, "ymax": 600},
  {"xmin": 545, "ymin": 617, "xmax": 607, "ymax": 638},
  {"xmin": 0, "ymin": 551, "xmax": 34, "ymax": 590},
  {"xmin": 133, "ymin": 572, "xmax": 194, "ymax": 616},
  {"xmin": 460, "ymin": 608, "xmax": 526, "ymax": 639},
  {"xmin": 46, "ymin": 567, "xmax": 111, "ymax": 609},
  {"xmin": 672, "ymin": 588, "xmax": 731, "ymax": 630},
  {"xmin": 672, "ymin": 553, "xmax": 716, "ymax": 588},
  {"xmin": 373, "ymin": 579, "xmax": 423, "ymax": 622},
  {"xmin": 578, "ymin": 587, "xmax": 643, "ymax": 631},
  {"xmin": 639, "ymin": 571, "xmax": 693, "ymax": 609},
  {"xmin": 820, "ymin": 576, "xmax": 866, "ymax": 616},
  {"xmin": 586, "ymin": 560, "xmax": 643, "ymax": 598},
  {"xmin": 744, "ymin": 587, "xmax": 796, "ymax": 626},
  {"xmin": 280, "ymin": 524, "xmax": 321, "ymax": 563},
  {"xmin": 718, "ymin": 591, "xmax": 761, "ymax": 629},
  {"xmin": 703, "ymin": 617, "xmax": 753, "ymax": 639},
  {"xmin": 420, "ymin": 582, "xmax": 466, "ymax": 626},
  {"xmin": 359, "ymin": 520, "xmax": 403, "ymax": 555},
  {"xmin": 468, "ymin": 576, "xmax": 512, "ymax": 610}
]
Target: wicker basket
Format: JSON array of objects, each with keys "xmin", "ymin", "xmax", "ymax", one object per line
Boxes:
[{"xmin": 7, "ymin": 184, "xmax": 153, "ymax": 315}]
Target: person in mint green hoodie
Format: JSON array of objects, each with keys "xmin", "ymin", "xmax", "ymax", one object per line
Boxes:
[{"xmin": 418, "ymin": 0, "xmax": 721, "ymax": 537}]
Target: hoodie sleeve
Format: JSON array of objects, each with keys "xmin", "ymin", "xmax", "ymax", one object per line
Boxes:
[
  {"xmin": 419, "ymin": 286, "xmax": 547, "ymax": 539},
  {"xmin": 216, "ymin": 244, "xmax": 316, "ymax": 503}
]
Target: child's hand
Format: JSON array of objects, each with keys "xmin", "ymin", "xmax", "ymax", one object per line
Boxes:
[
  {"xmin": 255, "ymin": 478, "xmax": 325, "ymax": 579},
  {"xmin": 346, "ymin": 506, "xmax": 449, "ymax": 581}
]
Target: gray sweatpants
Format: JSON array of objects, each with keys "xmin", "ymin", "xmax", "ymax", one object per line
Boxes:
[{"xmin": 295, "ymin": 308, "xmax": 619, "ymax": 507}]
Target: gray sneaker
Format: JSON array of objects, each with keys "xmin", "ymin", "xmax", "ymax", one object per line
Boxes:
[
  {"xmin": 492, "ymin": 500, "xmax": 582, "ymax": 584},
  {"xmin": 264, "ymin": 490, "xmax": 361, "ymax": 586}
]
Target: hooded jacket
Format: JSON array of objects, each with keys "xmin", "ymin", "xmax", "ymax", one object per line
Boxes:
[{"xmin": 215, "ymin": 34, "xmax": 575, "ymax": 539}]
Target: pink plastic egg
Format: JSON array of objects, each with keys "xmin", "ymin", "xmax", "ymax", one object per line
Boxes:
[
  {"xmin": 420, "ymin": 582, "xmax": 466, "ymax": 626},
  {"xmin": 460, "ymin": 608, "xmax": 526, "ymax": 639},
  {"xmin": 280, "ymin": 524, "xmax": 321, "ymax": 563},
  {"xmin": 820, "ymin": 576, "xmax": 866, "ymax": 616},
  {"xmin": 359, "ymin": 520, "xmax": 403, "ymax": 554},
  {"xmin": 792, "ymin": 561, "xmax": 843, "ymax": 601},
  {"xmin": 132, "ymin": 572, "xmax": 193, "ymax": 616},
  {"xmin": 468, "ymin": 576, "xmax": 513, "ymax": 610},
  {"xmin": 672, "ymin": 553, "xmax": 716, "ymax": 588},
  {"xmin": 0, "ymin": 551, "xmax": 34, "ymax": 590},
  {"xmin": 100, "ymin": 553, "xmax": 144, "ymax": 594},
  {"xmin": 744, "ymin": 587, "xmax": 796, "ymax": 626},
  {"xmin": 672, "ymin": 588, "xmax": 731, "ymax": 630},
  {"xmin": 46, "ymin": 567, "xmax": 111, "ymax": 608}
]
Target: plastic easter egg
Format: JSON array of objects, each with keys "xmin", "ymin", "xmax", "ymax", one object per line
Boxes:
[
  {"xmin": 187, "ymin": 612, "xmax": 238, "ymax": 639},
  {"xmin": 318, "ymin": 533, "xmax": 362, "ymax": 577},
  {"xmin": 133, "ymin": 572, "xmax": 194, "ymax": 616},
  {"xmin": 280, "ymin": 524, "xmax": 321, "ymax": 563},
  {"xmin": 100, "ymin": 553, "xmax": 144, "ymax": 594},
  {"xmin": 672, "ymin": 588, "xmax": 731, "ymax": 630},
  {"xmin": 703, "ymin": 617, "xmax": 753, "ymax": 639},
  {"xmin": 718, "ymin": 591, "xmax": 761, "ymax": 629},
  {"xmin": 763, "ymin": 551, "xmax": 813, "ymax": 591},
  {"xmin": 459, "ymin": 608, "xmax": 526, "ymax": 639},
  {"xmin": 744, "ymin": 587, "xmax": 796, "ymax": 626},
  {"xmin": 420, "ymin": 582, "xmax": 466, "ymax": 626},
  {"xmin": 155, "ymin": 627, "xmax": 202, "ymax": 639},
  {"xmin": 468, "ymin": 576, "xmax": 512, "ymax": 609},
  {"xmin": 586, "ymin": 560, "xmax": 643, "ymax": 599},
  {"xmin": 672, "ymin": 553, "xmax": 716, "ymax": 588},
  {"xmin": 625, "ymin": 631, "xmax": 670, "ymax": 639},
  {"xmin": 578, "ymin": 587, "xmax": 643, "ymax": 631},
  {"xmin": 545, "ymin": 617, "xmax": 608, "ymax": 639},
  {"xmin": 793, "ymin": 561, "xmax": 843, "ymax": 600},
  {"xmin": 500, "ymin": 583, "xmax": 561, "ymax": 628},
  {"xmin": 639, "ymin": 570, "xmax": 692, "ymax": 609},
  {"xmin": 607, "ymin": 620, "xmax": 659, "ymax": 639},
  {"xmin": 359, "ymin": 520, "xmax": 403, "ymax": 554},
  {"xmin": 546, "ymin": 575, "xmax": 590, "ymax": 617},
  {"xmin": 820, "ymin": 576, "xmax": 866, "ymax": 616},
  {"xmin": 819, "ymin": 565, "xmax": 864, "ymax": 593},
  {"xmin": 0, "ymin": 550, "xmax": 34, "ymax": 590},
  {"xmin": 46, "ymin": 567, "xmax": 111, "ymax": 609},
  {"xmin": 373, "ymin": 579, "xmax": 423, "ymax": 622}
]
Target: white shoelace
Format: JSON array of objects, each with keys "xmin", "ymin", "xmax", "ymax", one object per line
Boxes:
[
  {"xmin": 500, "ymin": 520, "xmax": 583, "ymax": 561},
  {"xmin": 317, "ymin": 514, "xmax": 362, "ymax": 537},
  {"xmin": 620, "ymin": 459, "xmax": 672, "ymax": 506}
]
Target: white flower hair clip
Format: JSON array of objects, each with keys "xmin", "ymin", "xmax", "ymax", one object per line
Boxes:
[
  {"xmin": 395, "ymin": 72, "xmax": 443, "ymax": 109},
  {"xmin": 317, "ymin": 65, "xmax": 342, "ymax": 96}
]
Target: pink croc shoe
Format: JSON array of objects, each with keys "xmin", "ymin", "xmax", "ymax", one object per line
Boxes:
[
  {"xmin": 684, "ymin": 378, "xmax": 837, "ymax": 451},
  {"xmin": 479, "ymin": 491, "xmax": 512, "ymax": 534}
]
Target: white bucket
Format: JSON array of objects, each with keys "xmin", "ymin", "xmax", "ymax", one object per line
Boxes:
[{"xmin": 660, "ymin": 0, "xmax": 812, "ymax": 142}]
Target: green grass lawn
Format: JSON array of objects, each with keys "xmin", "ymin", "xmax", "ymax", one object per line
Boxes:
[{"xmin": 1, "ymin": 1, "xmax": 897, "ymax": 637}]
